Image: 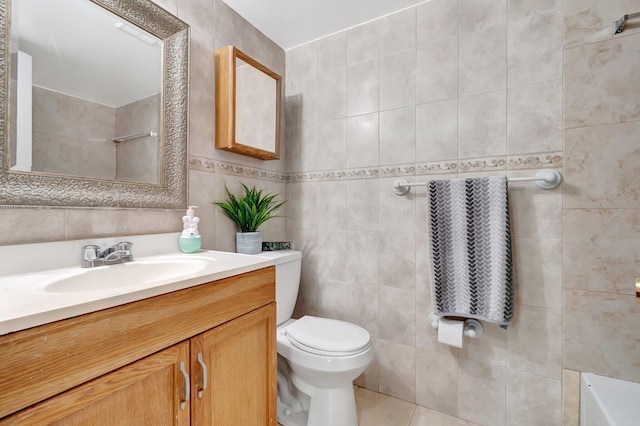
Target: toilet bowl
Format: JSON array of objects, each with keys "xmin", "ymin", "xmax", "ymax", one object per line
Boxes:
[{"xmin": 258, "ymin": 250, "xmax": 373, "ymax": 426}]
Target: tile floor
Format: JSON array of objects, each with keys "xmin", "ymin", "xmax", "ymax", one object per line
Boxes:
[{"xmin": 279, "ymin": 386, "xmax": 480, "ymax": 426}]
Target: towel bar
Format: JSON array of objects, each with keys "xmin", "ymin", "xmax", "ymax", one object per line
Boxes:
[{"xmin": 392, "ymin": 168, "xmax": 562, "ymax": 195}]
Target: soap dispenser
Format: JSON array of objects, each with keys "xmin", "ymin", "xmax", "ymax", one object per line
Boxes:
[{"xmin": 179, "ymin": 206, "xmax": 202, "ymax": 253}]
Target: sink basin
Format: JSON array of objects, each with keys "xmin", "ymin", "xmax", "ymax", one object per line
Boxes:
[{"xmin": 45, "ymin": 258, "xmax": 211, "ymax": 293}]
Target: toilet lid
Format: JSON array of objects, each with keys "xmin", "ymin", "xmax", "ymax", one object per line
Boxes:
[{"xmin": 285, "ymin": 316, "xmax": 370, "ymax": 356}]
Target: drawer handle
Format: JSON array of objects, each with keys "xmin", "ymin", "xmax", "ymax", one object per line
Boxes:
[
  {"xmin": 197, "ymin": 352, "xmax": 208, "ymax": 398},
  {"xmin": 179, "ymin": 361, "xmax": 190, "ymax": 410}
]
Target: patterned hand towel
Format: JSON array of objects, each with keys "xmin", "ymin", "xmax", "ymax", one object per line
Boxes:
[{"xmin": 428, "ymin": 176, "xmax": 514, "ymax": 326}]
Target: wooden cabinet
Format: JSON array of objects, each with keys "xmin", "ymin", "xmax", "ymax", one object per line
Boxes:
[
  {"xmin": 191, "ymin": 304, "xmax": 276, "ymax": 425},
  {"xmin": 0, "ymin": 268, "xmax": 276, "ymax": 426}
]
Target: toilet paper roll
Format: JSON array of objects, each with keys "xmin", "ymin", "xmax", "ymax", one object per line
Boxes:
[{"xmin": 437, "ymin": 318, "xmax": 465, "ymax": 348}]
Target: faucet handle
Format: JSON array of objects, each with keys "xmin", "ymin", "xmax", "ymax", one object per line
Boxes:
[
  {"xmin": 82, "ymin": 244, "xmax": 100, "ymax": 260},
  {"xmin": 115, "ymin": 241, "xmax": 133, "ymax": 253}
]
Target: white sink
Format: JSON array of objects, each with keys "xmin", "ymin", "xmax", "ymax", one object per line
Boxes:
[{"xmin": 45, "ymin": 258, "xmax": 211, "ymax": 293}]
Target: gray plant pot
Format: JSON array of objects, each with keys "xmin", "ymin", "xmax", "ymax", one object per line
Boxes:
[{"xmin": 236, "ymin": 232, "xmax": 262, "ymax": 254}]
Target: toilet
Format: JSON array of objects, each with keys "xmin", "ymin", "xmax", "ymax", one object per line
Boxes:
[{"xmin": 258, "ymin": 250, "xmax": 373, "ymax": 426}]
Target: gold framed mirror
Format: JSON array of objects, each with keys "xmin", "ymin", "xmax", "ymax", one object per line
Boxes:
[
  {"xmin": 215, "ymin": 46, "xmax": 281, "ymax": 160},
  {"xmin": 0, "ymin": 0, "xmax": 189, "ymax": 208}
]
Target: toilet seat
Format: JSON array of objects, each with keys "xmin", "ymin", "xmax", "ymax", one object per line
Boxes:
[{"xmin": 285, "ymin": 316, "xmax": 370, "ymax": 357}]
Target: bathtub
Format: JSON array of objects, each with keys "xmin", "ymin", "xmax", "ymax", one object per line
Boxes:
[{"xmin": 580, "ymin": 373, "xmax": 640, "ymax": 426}]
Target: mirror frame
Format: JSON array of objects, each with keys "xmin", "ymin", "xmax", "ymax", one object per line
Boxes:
[
  {"xmin": 215, "ymin": 45, "xmax": 281, "ymax": 160},
  {"xmin": 0, "ymin": 0, "xmax": 189, "ymax": 209}
]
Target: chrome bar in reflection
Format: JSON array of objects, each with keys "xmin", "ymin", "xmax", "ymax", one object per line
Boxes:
[
  {"xmin": 613, "ymin": 11, "xmax": 640, "ymax": 34},
  {"xmin": 112, "ymin": 130, "xmax": 157, "ymax": 143}
]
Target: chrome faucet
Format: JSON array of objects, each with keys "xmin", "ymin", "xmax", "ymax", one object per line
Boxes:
[{"xmin": 81, "ymin": 242, "xmax": 134, "ymax": 268}]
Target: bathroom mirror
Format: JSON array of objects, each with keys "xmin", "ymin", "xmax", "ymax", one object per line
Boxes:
[
  {"xmin": 215, "ymin": 45, "xmax": 281, "ymax": 160},
  {"xmin": 0, "ymin": 0, "xmax": 189, "ymax": 208}
]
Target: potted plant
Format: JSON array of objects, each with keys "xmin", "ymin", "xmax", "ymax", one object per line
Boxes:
[{"xmin": 213, "ymin": 183, "xmax": 286, "ymax": 254}]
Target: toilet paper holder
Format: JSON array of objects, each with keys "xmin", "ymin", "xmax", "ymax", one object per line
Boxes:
[{"xmin": 428, "ymin": 312, "xmax": 484, "ymax": 338}]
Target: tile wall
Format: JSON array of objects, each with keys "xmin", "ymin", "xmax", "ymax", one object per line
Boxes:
[
  {"xmin": 0, "ymin": 0, "xmax": 287, "ymax": 249},
  {"xmin": 562, "ymin": 0, "xmax": 640, "ymax": 383},
  {"xmin": 282, "ymin": 0, "xmax": 565, "ymax": 424}
]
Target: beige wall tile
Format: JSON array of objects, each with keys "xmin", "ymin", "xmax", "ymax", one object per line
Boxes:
[
  {"xmin": 508, "ymin": 10, "xmax": 563, "ymax": 88},
  {"xmin": 346, "ymin": 21, "xmax": 379, "ymax": 66},
  {"xmin": 0, "ymin": 209, "xmax": 65, "ymax": 245},
  {"xmin": 345, "ymin": 283, "xmax": 379, "ymax": 338},
  {"xmin": 416, "ymin": 38, "xmax": 458, "ymax": 104},
  {"xmin": 416, "ymin": 99, "xmax": 458, "ymax": 163},
  {"xmin": 64, "ymin": 209, "xmax": 182, "ymax": 240},
  {"xmin": 507, "ymin": 170, "xmax": 563, "ymax": 239},
  {"xmin": 507, "ymin": 304, "xmax": 562, "ymax": 378},
  {"xmin": 459, "ymin": 0, "xmax": 507, "ymax": 34},
  {"xmin": 507, "ymin": 79, "xmax": 563, "ymax": 155},
  {"xmin": 459, "ymin": 90, "xmax": 507, "ymax": 158},
  {"xmin": 564, "ymin": 289, "xmax": 640, "ymax": 382},
  {"xmin": 457, "ymin": 358, "xmax": 506, "ymax": 425},
  {"xmin": 346, "ymin": 179, "xmax": 380, "ymax": 231},
  {"xmin": 317, "ymin": 32, "xmax": 346, "ymax": 72},
  {"xmin": 346, "ymin": 113, "xmax": 379, "ymax": 168},
  {"xmin": 316, "ymin": 119, "xmax": 347, "ymax": 171},
  {"xmin": 317, "ymin": 67, "xmax": 346, "ymax": 122},
  {"xmin": 458, "ymin": 323, "xmax": 508, "ymax": 366},
  {"xmin": 380, "ymin": 51, "xmax": 417, "ymax": 111},
  {"xmin": 562, "ymin": 369, "xmax": 581, "ymax": 426},
  {"xmin": 564, "ymin": 121, "xmax": 640, "ymax": 208},
  {"xmin": 178, "ymin": 0, "xmax": 214, "ymax": 35},
  {"xmin": 347, "ymin": 60, "xmax": 379, "ymax": 117},
  {"xmin": 417, "ymin": 0, "xmax": 458, "ymax": 46},
  {"xmin": 514, "ymin": 237, "xmax": 562, "ymax": 308},
  {"xmin": 379, "ymin": 177, "xmax": 415, "ymax": 233},
  {"xmin": 316, "ymin": 180, "xmax": 347, "ymax": 231},
  {"xmin": 564, "ymin": 209, "xmax": 640, "ymax": 295},
  {"xmin": 379, "ymin": 107, "xmax": 416, "ymax": 166},
  {"xmin": 346, "ymin": 231, "xmax": 379, "ymax": 285},
  {"xmin": 506, "ymin": 369, "xmax": 562, "ymax": 426},
  {"xmin": 416, "ymin": 348, "xmax": 458, "ymax": 416},
  {"xmin": 378, "ymin": 340, "xmax": 417, "ymax": 402},
  {"xmin": 459, "ymin": 24, "xmax": 507, "ymax": 95},
  {"xmin": 507, "ymin": 0, "xmax": 561, "ymax": 20},
  {"xmin": 379, "ymin": 286, "xmax": 416, "ymax": 346},
  {"xmin": 565, "ymin": 35, "xmax": 640, "ymax": 129},
  {"xmin": 286, "ymin": 182, "xmax": 318, "ymax": 230},
  {"xmin": 355, "ymin": 338, "xmax": 379, "ymax": 390},
  {"xmin": 565, "ymin": 0, "xmax": 640, "ymax": 48},
  {"xmin": 379, "ymin": 232, "xmax": 416, "ymax": 289},
  {"xmin": 317, "ymin": 230, "xmax": 347, "ymax": 281},
  {"xmin": 215, "ymin": 0, "xmax": 244, "ymax": 50},
  {"xmin": 316, "ymin": 278, "xmax": 347, "ymax": 320},
  {"xmin": 379, "ymin": 8, "xmax": 416, "ymax": 57}
]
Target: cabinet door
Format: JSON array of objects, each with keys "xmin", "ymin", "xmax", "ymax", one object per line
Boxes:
[
  {"xmin": 1, "ymin": 342, "xmax": 190, "ymax": 426},
  {"xmin": 191, "ymin": 303, "xmax": 277, "ymax": 426}
]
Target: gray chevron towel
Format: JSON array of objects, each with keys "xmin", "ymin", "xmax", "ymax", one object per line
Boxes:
[{"xmin": 427, "ymin": 176, "xmax": 514, "ymax": 326}]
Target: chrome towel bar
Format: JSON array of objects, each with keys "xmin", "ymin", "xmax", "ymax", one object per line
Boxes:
[
  {"xmin": 613, "ymin": 11, "xmax": 640, "ymax": 34},
  {"xmin": 392, "ymin": 168, "xmax": 562, "ymax": 195},
  {"xmin": 112, "ymin": 130, "xmax": 157, "ymax": 143}
]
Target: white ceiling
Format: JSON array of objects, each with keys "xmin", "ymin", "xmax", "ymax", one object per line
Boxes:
[
  {"xmin": 223, "ymin": 0, "xmax": 429, "ymax": 49},
  {"xmin": 14, "ymin": 0, "xmax": 161, "ymax": 107}
]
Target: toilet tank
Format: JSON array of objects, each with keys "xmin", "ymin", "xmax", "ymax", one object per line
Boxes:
[{"xmin": 258, "ymin": 250, "xmax": 302, "ymax": 325}]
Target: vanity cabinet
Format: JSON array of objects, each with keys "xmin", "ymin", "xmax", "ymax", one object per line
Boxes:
[{"xmin": 0, "ymin": 267, "xmax": 277, "ymax": 425}]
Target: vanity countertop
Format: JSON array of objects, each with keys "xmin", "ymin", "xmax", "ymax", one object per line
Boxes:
[{"xmin": 0, "ymin": 250, "xmax": 275, "ymax": 336}]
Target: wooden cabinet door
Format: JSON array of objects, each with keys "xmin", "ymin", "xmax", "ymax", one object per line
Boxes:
[
  {"xmin": 191, "ymin": 303, "xmax": 277, "ymax": 426},
  {"xmin": 1, "ymin": 342, "xmax": 190, "ymax": 426}
]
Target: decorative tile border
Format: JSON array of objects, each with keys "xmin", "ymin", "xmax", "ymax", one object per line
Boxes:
[
  {"xmin": 507, "ymin": 152, "xmax": 563, "ymax": 170},
  {"xmin": 191, "ymin": 152, "xmax": 563, "ymax": 183}
]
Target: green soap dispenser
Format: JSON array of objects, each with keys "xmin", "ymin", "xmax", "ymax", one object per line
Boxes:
[{"xmin": 179, "ymin": 206, "xmax": 202, "ymax": 253}]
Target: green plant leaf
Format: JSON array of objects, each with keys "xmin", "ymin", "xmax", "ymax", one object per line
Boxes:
[{"xmin": 212, "ymin": 183, "xmax": 286, "ymax": 232}]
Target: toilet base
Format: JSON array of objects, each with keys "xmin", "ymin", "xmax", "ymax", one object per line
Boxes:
[{"xmin": 278, "ymin": 371, "xmax": 358, "ymax": 426}]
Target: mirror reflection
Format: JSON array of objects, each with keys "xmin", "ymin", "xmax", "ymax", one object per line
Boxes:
[
  {"xmin": 215, "ymin": 46, "xmax": 281, "ymax": 160},
  {"xmin": 235, "ymin": 58, "xmax": 278, "ymax": 154},
  {"xmin": 9, "ymin": 0, "xmax": 162, "ymax": 184}
]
